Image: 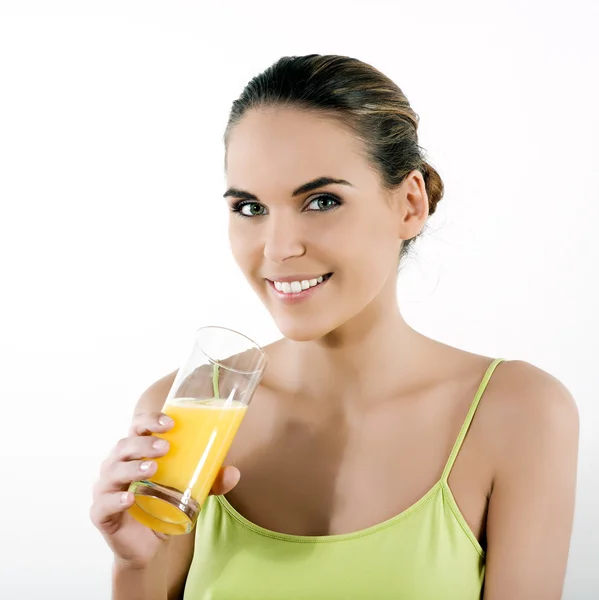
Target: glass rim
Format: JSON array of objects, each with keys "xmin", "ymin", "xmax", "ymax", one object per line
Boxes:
[{"xmin": 195, "ymin": 325, "xmax": 268, "ymax": 375}]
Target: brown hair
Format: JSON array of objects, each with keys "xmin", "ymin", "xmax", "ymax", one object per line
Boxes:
[{"xmin": 224, "ymin": 54, "xmax": 444, "ymax": 262}]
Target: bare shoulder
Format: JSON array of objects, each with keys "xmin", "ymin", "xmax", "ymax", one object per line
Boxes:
[
  {"xmin": 134, "ymin": 369, "xmax": 179, "ymax": 414},
  {"xmin": 488, "ymin": 359, "xmax": 578, "ymax": 425},
  {"xmin": 483, "ymin": 359, "xmax": 579, "ymax": 466},
  {"xmin": 434, "ymin": 344, "xmax": 578, "ymax": 449}
]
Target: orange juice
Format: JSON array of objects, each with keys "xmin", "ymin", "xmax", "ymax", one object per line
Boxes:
[{"xmin": 129, "ymin": 397, "xmax": 246, "ymax": 534}]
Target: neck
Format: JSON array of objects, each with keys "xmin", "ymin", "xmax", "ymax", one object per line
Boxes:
[{"xmin": 286, "ymin": 280, "xmax": 432, "ymax": 404}]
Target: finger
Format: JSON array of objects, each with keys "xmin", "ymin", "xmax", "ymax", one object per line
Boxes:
[
  {"xmin": 210, "ymin": 466, "xmax": 241, "ymax": 496},
  {"xmin": 129, "ymin": 412, "xmax": 174, "ymax": 437},
  {"xmin": 111, "ymin": 435, "xmax": 170, "ymax": 463},
  {"xmin": 90, "ymin": 490, "xmax": 134, "ymax": 531},
  {"xmin": 99, "ymin": 436, "xmax": 169, "ymax": 481},
  {"xmin": 97, "ymin": 459, "xmax": 159, "ymax": 494}
]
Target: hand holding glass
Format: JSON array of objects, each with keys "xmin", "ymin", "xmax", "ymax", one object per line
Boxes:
[{"xmin": 128, "ymin": 326, "xmax": 267, "ymax": 535}]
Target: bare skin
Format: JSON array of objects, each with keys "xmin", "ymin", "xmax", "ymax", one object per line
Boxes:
[
  {"xmin": 225, "ymin": 335, "xmax": 496, "ymax": 540},
  {"xmin": 92, "ymin": 106, "xmax": 579, "ymax": 599}
]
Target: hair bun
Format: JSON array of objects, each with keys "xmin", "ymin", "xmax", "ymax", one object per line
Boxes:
[{"xmin": 421, "ymin": 162, "xmax": 444, "ymax": 216}]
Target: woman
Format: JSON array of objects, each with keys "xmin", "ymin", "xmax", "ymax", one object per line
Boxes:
[{"xmin": 91, "ymin": 54, "xmax": 579, "ymax": 599}]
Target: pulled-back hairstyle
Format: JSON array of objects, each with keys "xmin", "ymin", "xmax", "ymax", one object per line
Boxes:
[{"xmin": 224, "ymin": 54, "xmax": 444, "ymax": 261}]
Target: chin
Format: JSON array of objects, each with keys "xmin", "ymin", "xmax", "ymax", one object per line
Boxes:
[
  {"xmin": 272, "ymin": 314, "xmax": 343, "ymax": 343},
  {"xmin": 277, "ymin": 324, "xmax": 326, "ymax": 343},
  {"xmin": 271, "ymin": 316, "xmax": 325, "ymax": 342}
]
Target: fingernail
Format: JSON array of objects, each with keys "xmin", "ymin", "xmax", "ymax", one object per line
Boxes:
[
  {"xmin": 158, "ymin": 415, "xmax": 173, "ymax": 426},
  {"xmin": 140, "ymin": 460, "xmax": 154, "ymax": 471},
  {"xmin": 152, "ymin": 438, "xmax": 168, "ymax": 451},
  {"xmin": 120, "ymin": 492, "xmax": 130, "ymax": 505}
]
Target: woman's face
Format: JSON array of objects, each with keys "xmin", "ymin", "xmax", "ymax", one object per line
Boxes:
[{"xmin": 224, "ymin": 107, "xmax": 424, "ymax": 342}]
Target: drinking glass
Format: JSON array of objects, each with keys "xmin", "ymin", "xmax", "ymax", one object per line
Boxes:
[{"xmin": 128, "ymin": 326, "xmax": 267, "ymax": 535}]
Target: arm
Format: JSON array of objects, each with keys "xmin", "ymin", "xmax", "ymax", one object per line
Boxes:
[
  {"xmin": 483, "ymin": 361, "xmax": 579, "ymax": 599},
  {"xmin": 110, "ymin": 370, "xmax": 241, "ymax": 600},
  {"xmin": 112, "ymin": 371, "xmax": 196, "ymax": 600},
  {"xmin": 112, "ymin": 537, "xmax": 195, "ymax": 600}
]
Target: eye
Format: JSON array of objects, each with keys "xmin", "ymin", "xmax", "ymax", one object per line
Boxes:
[
  {"xmin": 231, "ymin": 201, "xmax": 268, "ymax": 218},
  {"xmin": 305, "ymin": 194, "xmax": 342, "ymax": 212}
]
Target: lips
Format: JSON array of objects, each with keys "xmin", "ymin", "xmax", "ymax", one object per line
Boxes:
[
  {"xmin": 266, "ymin": 273, "xmax": 333, "ymax": 302},
  {"xmin": 267, "ymin": 273, "xmax": 331, "ymax": 283},
  {"xmin": 276, "ymin": 275, "xmax": 324, "ymax": 294}
]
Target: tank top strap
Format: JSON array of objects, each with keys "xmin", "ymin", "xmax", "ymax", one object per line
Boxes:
[{"xmin": 441, "ymin": 358, "xmax": 505, "ymax": 483}]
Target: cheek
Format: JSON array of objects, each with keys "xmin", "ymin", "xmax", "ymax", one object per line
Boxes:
[
  {"xmin": 330, "ymin": 209, "xmax": 399, "ymax": 281},
  {"xmin": 228, "ymin": 221, "xmax": 255, "ymax": 269},
  {"xmin": 228, "ymin": 224, "xmax": 269, "ymax": 297}
]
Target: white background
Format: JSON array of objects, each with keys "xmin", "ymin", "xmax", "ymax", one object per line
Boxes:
[{"xmin": 1, "ymin": 1, "xmax": 597, "ymax": 598}]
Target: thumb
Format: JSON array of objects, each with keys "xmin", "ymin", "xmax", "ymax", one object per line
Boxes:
[{"xmin": 210, "ymin": 466, "xmax": 241, "ymax": 496}]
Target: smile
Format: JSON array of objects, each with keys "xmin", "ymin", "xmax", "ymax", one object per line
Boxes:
[{"xmin": 266, "ymin": 273, "xmax": 333, "ymax": 302}]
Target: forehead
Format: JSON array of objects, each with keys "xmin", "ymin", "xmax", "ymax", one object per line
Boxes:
[{"xmin": 225, "ymin": 107, "xmax": 375, "ymax": 192}]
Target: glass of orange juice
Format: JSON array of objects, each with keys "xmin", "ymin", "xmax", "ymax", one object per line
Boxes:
[{"xmin": 128, "ymin": 325, "xmax": 267, "ymax": 535}]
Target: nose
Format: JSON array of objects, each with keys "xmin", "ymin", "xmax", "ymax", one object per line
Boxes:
[{"xmin": 263, "ymin": 212, "xmax": 306, "ymax": 264}]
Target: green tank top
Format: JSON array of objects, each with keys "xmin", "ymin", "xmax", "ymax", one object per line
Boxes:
[{"xmin": 184, "ymin": 358, "xmax": 504, "ymax": 599}]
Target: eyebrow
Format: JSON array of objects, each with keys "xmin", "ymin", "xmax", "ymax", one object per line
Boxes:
[{"xmin": 223, "ymin": 176, "xmax": 354, "ymax": 201}]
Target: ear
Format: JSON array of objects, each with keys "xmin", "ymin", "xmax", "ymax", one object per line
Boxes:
[{"xmin": 391, "ymin": 169, "xmax": 429, "ymax": 240}]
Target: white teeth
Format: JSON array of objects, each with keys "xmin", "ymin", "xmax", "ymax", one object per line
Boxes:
[{"xmin": 273, "ymin": 275, "xmax": 330, "ymax": 294}]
